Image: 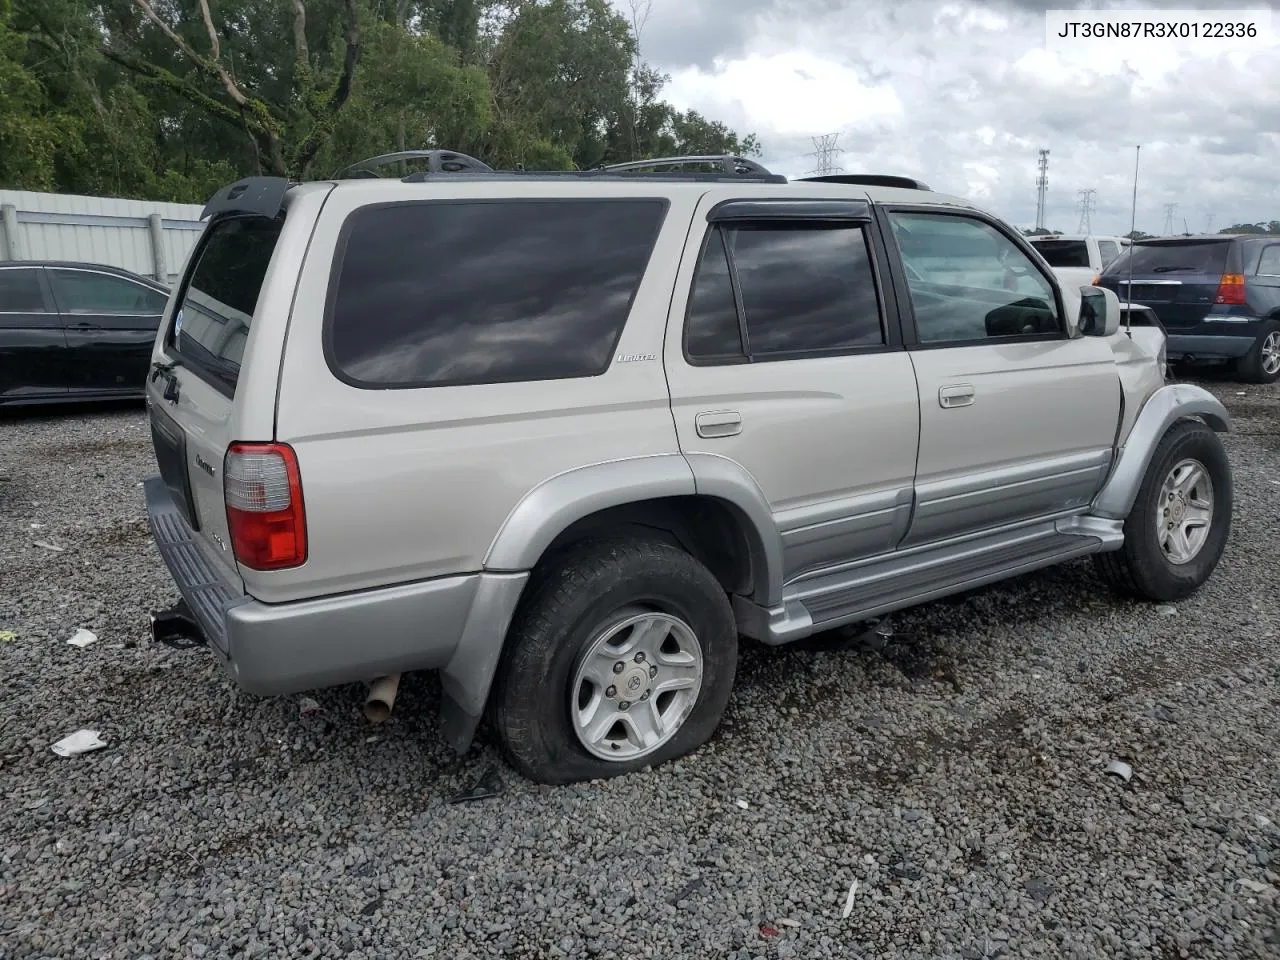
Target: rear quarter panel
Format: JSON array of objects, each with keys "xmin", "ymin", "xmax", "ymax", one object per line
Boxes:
[{"xmin": 266, "ymin": 181, "xmax": 696, "ymax": 604}]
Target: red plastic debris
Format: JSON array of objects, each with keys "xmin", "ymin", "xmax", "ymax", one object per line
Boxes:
[{"xmin": 759, "ymin": 924, "xmax": 779, "ymax": 938}]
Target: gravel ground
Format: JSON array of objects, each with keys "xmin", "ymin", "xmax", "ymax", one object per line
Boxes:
[{"xmin": 1, "ymin": 377, "xmax": 1278, "ymax": 960}]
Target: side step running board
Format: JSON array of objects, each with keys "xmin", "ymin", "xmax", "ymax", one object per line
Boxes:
[{"xmin": 736, "ymin": 519, "xmax": 1121, "ymax": 645}]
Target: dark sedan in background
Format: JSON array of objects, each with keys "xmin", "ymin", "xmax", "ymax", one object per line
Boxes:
[
  {"xmin": 0, "ymin": 261, "xmax": 170, "ymax": 406},
  {"xmin": 1096, "ymin": 235, "xmax": 1280, "ymax": 383}
]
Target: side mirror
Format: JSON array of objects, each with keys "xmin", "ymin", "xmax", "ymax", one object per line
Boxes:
[{"xmin": 1078, "ymin": 285, "xmax": 1121, "ymax": 337}]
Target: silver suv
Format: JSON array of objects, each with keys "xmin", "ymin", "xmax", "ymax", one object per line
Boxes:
[{"xmin": 143, "ymin": 151, "xmax": 1233, "ymax": 785}]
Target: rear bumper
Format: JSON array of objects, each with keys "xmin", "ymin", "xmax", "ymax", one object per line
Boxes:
[
  {"xmin": 1164, "ymin": 318, "xmax": 1261, "ymax": 359},
  {"xmin": 144, "ymin": 476, "xmax": 526, "ymax": 696}
]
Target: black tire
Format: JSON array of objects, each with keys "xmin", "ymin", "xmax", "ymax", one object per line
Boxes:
[
  {"xmin": 1093, "ymin": 419, "xmax": 1232, "ymax": 602},
  {"xmin": 489, "ymin": 537, "xmax": 738, "ymax": 785},
  {"xmin": 1231, "ymin": 319, "xmax": 1280, "ymax": 384}
]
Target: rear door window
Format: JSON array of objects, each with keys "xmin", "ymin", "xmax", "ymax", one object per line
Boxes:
[
  {"xmin": 327, "ymin": 198, "xmax": 667, "ymax": 388},
  {"xmin": 684, "ymin": 222, "xmax": 885, "ymax": 363},
  {"xmin": 1097, "ymin": 241, "xmax": 1120, "ymax": 266},
  {"xmin": 0, "ymin": 268, "xmax": 48, "ymax": 313},
  {"xmin": 51, "ymin": 269, "xmax": 168, "ymax": 314},
  {"xmin": 171, "ymin": 216, "xmax": 283, "ymax": 394}
]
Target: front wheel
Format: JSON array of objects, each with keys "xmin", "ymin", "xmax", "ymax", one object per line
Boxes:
[
  {"xmin": 1232, "ymin": 320, "xmax": 1280, "ymax": 384},
  {"xmin": 1094, "ymin": 419, "xmax": 1232, "ymax": 602},
  {"xmin": 489, "ymin": 538, "xmax": 738, "ymax": 785}
]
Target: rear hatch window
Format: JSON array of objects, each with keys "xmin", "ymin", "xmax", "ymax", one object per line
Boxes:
[
  {"xmin": 1030, "ymin": 240, "xmax": 1091, "ymax": 268},
  {"xmin": 1103, "ymin": 240, "xmax": 1230, "ymax": 278},
  {"xmin": 170, "ymin": 216, "xmax": 283, "ymax": 394},
  {"xmin": 1098, "ymin": 239, "xmax": 1234, "ymax": 328}
]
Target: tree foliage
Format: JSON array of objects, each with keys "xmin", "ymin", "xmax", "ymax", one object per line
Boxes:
[
  {"xmin": 1, "ymin": 0, "xmax": 760, "ymax": 200},
  {"xmin": 1219, "ymin": 221, "xmax": 1280, "ymax": 235}
]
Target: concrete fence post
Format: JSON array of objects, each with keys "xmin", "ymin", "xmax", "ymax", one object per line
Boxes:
[
  {"xmin": 1, "ymin": 204, "xmax": 20, "ymax": 261},
  {"xmin": 147, "ymin": 213, "xmax": 167, "ymax": 282}
]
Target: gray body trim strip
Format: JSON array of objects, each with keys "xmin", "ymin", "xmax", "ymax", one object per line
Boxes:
[
  {"xmin": 1092, "ymin": 383, "xmax": 1231, "ymax": 520},
  {"xmin": 775, "ymin": 486, "xmax": 913, "ymax": 582},
  {"xmin": 901, "ymin": 448, "xmax": 1113, "ymax": 547}
]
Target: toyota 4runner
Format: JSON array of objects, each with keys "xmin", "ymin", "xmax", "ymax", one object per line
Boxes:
[{"xmin": 143, "ymin": 151, "xmax": 1234, "ymax": 785}]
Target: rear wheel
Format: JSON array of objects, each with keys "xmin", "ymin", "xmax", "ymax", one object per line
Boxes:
[
  {"xmin": 1232, "ymin": 320, "xmax": 1280, "ymax": 384},
  {"xmin": 489, "ymin": 537, "xmax": 738, "ymax": 785},
  {"xmin": 1094, "ymin": 419, "xmax": 1232, "ymax": 602}
]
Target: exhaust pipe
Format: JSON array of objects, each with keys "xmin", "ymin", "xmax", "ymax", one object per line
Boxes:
[{"xmin": 364, "ymin": 673, "xmax": 401, "ymax": 724}]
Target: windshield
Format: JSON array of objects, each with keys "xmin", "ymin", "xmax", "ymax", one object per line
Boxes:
[
  {"xmin": 1102, "ymin": 240, "xmax": 1230, "ymax": 277},
  {"xmin": 1030, "ymin": 239, "xmax": 1090, "ymax": 268}
]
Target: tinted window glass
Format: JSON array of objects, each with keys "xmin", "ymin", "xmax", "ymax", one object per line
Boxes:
[
  {"xmin": 1030, "ymin": 239, "xmax": 1090, "ymax": 268},
  {"xmin": 329, "ymin": 199, "xmax": 666, "ymax": 387},
  {"xmin": 172, "ymin": 215, "xmax": 283, "ymax": 393},
  {"xmin": 1102, "ymin": 240, "xmax": 1230, "ymax": 277},
  {"xmin": 730, "ymin": 225, "xmax": 883, "ymax": 354},
  {"xmin": 0, "ymin": 269, "xmax": 46, "ymax": 312},
  {"xmin": 1097, "ymin": 241, "xmax": 1120, "ymax": 266},
  {"xmin": 685, "ymin": 230, "xmax": 743, "ymax": 360},
  {"xmin": 889, "ymin": 212, "xmax": 1059, "ymax": 343},
  {"xmin": 52, "ymin": 270, "xmax": 168, "ymax": 314},
  {"xmin": 1256, "ymin": 245, "xmax": 1280, "ymax": 276}
]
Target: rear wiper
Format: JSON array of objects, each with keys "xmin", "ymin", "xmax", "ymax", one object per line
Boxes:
[
  {"xmin": 149, "ymin": 359, "xmax": 180, "ymax": 383},
  {"xmin": 1151, "ymin": 265, "xmax": 1197, "ymax": 273}
]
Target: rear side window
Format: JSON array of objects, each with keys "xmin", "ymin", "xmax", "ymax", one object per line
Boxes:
[
  {"xmin": 0, "ymin": 269, "xmax": 47, "ymax": 312},
  {"xmin": 1103, "ymin": 240, "xmax": 1230, "ymax": 277},
  {"xmin": 684, "ymin": 222, "xmax": 884, "ymax": 363},
  {"xmin": 172, "ymin": 216, "xmax": 283, "ymax": 394},
  {"xmin": 327, "ymin": 199, "xmax": 667, "ymax": 388},
  {"xmin": 1097, "ymin": 240, "xmax": 1120, "ymax": 266},
  {"xmin": 1256, "ymin": 245, "xmax": 1280, "ymax": 276},
  {"xmin": 51, "ymin": 269, "xmax": 168, "ymax": 315},
  {"xmin": 1030, "ymin": 240, "xmax": 1090, "ymax": 268}
]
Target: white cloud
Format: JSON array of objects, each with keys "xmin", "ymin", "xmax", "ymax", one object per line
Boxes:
[{"xmin": 628, "ymin": 0, "xmax": 1280, "ymax": 234}]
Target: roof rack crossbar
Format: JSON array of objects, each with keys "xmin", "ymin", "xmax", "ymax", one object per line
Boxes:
[
  {"xmin": 336, "ymin": 150, "xmax": 494, "ymax": 179},
  {"xmin": 800, "ymin": 174, "xmax": 932, "ymax": 191}
]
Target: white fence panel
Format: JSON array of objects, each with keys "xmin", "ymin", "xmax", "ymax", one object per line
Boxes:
[{"xmin": 0, "ymin": 189, "xmax": 206, "ymax": 286}]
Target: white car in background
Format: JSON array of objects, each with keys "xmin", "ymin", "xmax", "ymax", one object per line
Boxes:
[{"xmin": 1028, "ymin": 234, "xmax": 1131, "ymax": 288}]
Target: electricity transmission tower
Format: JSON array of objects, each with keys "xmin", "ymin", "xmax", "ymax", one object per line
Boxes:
[
  {"xmin": 1034, "ymin": 149, "xmax": 1050, "ymax": 231},
  {"xmin": 807, "ymin": 133, "xmax": 843, "ymax": 176},
  {"xmin": 1163, "ymin": 203, "xmax": 1178, "ymax": 235},
  {"xmin": 1076, "ymin": 188, "xmax": 1097, "ymax": 234}
]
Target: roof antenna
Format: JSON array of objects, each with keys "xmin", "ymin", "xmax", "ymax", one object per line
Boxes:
[{"xmin": 1125, "ymin": 144, "xmax": 1140, "ymax": 338}]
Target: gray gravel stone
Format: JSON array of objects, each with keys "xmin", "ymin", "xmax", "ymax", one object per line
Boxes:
[{"xmin": 2, "ymin": 377, "xmax": 1279, "ymax": 958}]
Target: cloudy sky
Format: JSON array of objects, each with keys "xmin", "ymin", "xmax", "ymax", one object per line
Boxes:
[{"xmin": 621, "ymin": 0, "xmax": 1280, "ymax": 235}]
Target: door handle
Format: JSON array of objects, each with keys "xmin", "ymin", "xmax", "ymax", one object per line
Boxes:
[
  {"xmin": 70, "ymin": 322, "xmax": 101, "ymax": 329},
  {"xmin": 695, "ymin": 410, "xmax": 742, "ymax": 438},
  {"xmin": 939, "ymin": 384, "xmax": 975, "ymax": 409}
]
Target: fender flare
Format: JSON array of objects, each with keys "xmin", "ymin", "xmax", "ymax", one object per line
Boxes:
[
  {"xmin": 1091, "ymin": 383, "xmax": 1231, "ymax": 520},
  {"xmin": 438, "ymin": 454, "xmax": 785, "ymax": 754}
]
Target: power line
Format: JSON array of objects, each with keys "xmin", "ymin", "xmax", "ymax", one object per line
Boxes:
[
  {"xmin": 1076, "ymin": 188, "xmax": 1097, "ymax": 234},
  {"xmin": 806, "ymin": 133, "xmax": 843, "ymax": 176},
  {"xmin": 1034, "ymin": 148, "xmax": 1050, "ymax": 231},
  {"xmin": 1163, "ymin": 202, "xmax": 1178, "ymax": 236}
]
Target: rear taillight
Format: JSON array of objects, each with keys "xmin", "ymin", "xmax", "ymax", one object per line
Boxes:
[
  {"xmin": 224, "ymin": 442, "xmax": 307, "ymax": 570},
  {"xmin": 1090, "ymin": 275, "xmax": 1100, "ymax": 285},
  {"xmin": 1215, "ymin": 273, "xmax": 1246, "ymax": 305}
]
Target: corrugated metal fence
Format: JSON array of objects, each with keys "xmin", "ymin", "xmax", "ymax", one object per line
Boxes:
[{"xmin": 0, "ymin": 189, "xmax": 205, "ymax": 286}]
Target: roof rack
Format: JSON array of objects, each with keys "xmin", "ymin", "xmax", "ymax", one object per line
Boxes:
[
  {"xmin": 800, "ymin": 174, "xmax": 932, "ymax": 191},
  {"xmin": 592, "ymin": 155, "xmax": 785, "ymax": 182},
  {"xmin": 332, "ymin": 149, "xmax": 787, "ymax": 185},
  {"xmin": 336, "ymin": 150, "xmax": 494, "ymax": 179}
]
